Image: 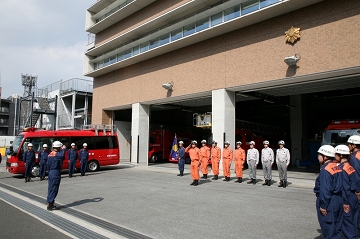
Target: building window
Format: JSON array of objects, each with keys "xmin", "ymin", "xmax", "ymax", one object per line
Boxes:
[
  {"xmin": 183, "ymin": 23, "xmax": 196, "ymax": 37},
  {"xmin": 241, "ymin": 0, "xmax": 259, "ymax": 15},
  {"xmin": 224, "ymin": 5, "xmax": 240, "ymax": 21},
  {"xmin": 123, "ymin": 49, "xmax": 132, "ymax": 59},
  {"xmin": 133, "ymin": 45, "xmax": 140, "ymax": 56},
  {"xmin": 103, "ymin": 58, "xmax": 110, "ymax": 67},
  {"xmin": 260, "ymin": 0, "xmax": 279, "ymax": 8},
  {"xmin": 149, "ymin": 37, "xmax": 159, "ymax": 49},
  {"xmin": 98, "ymin": 60, "xmax": 104, "ymax": 68},
  {"xmin": 159, "ymin": 33, "xmax": 170, "ymax": 46},
  {"xmin": 117, "ymin": 52, "xmax": 123, "ymax": 62},
  {"xmin": 196, "ymin": 17, "xmax": 209, "ymax": 32},
  {"xmin": 211, "ymin": 12, "xmax": 223, "ymax": 26},
  {"xmin": 140, "ymin": 42, "xmax": 149, "ymax": 53},
  {"xmin": 171, "ymin": 27, "xmax": 183, "ymax": 41},
  {"xmin": 109, "ymin": 55, "xmax": 117, "ymax": 64}
]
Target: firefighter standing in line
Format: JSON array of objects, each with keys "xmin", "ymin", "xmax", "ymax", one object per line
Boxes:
[
  {"xmin": 38, "ymin": 144, "xmax": 49, "ymax": 181},
  {"xmin": 313, "ymin": 145, "xmax": 343, "ymax": 239},
  {"xmin": 222, "ymin": 141, "xmax": 233, "ymax": 182},
  {"xmin": 200, "ymin": 140, "xmax": 210, "ymax": 179},
  {"xmin": 80, "ymin": 143, "xmax": 89, "ymax": 176},
  {"xmin": 177, "ymin": 141, "xmax": 185, "ymax": 176},
  {"xmin": 24, "ymin": 143, "xmax": 35, "ymax": 183},
  {"xmin": 336, "ymin": 144, "xmax": 359, "ymax": 239},
  {"xmin": 247, "ymin": 141, "xmax": 259, "ymax": 184},
  {"xmin": 68, "ymin": 143, "xmax": 78, "ymax": 178},
  {"xmin": 46, "ymin": 141, "xmax": 66, "ymax": 211},
  {"xmin": 211, "ymin": 140, "xmax": 221, "ymax": 180},
  {"xmin": 185, "ymin": 141, "xmax": 201, "ymax": 186},
  {"xmin": 347, "ymin": 135, "xmax": 360, "ymax": 231},
  {"xmin": 234, "ymin": 141, "xmax": 245, "ymax": 183},
  {"xmin": 261, "ymin": 140, "xmax": 274, "ymax": 186},
  {"xmin": 276, "ymin": 140, "xmax": 290, "ymax": 188}
]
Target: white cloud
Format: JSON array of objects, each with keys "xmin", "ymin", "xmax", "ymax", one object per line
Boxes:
[{"xmin": 0, "ymin": 0, "xmax": 94, "ymax": 98}]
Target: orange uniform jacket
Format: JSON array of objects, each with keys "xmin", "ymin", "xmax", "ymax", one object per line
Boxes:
[
  {"xmin": 200, "ymin": 146, "xmax": 210, "ymax": 161},
  {"xmin": 222, "ymin": 147, "xmax": 233, "ymax": 161},
  {"xmin": 185, "ymin": 147, "xmax": 200, "ymax": 162},
  {"xmin": 211, "ymin": 147, "xmax": 221, "ymax": 161},
  {"xmin": 234, "ymin": 148, "xmax": 245, "ymax": 162}
]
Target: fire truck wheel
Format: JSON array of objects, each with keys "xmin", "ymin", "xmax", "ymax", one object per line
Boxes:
[
  {"xmin": 149, "ymin": 154, "xmax": 158, "ymax": 163},
  {"xmin": 185, "ymin": 157, "xmax": 191, "ymax": 164},
  {"xmin": 87, "ymin": 160, "xmax": 100, "ymax": 172},
  {"xmin": 31, "ymin": 165, "xmax": 40, "ymax": 177}
]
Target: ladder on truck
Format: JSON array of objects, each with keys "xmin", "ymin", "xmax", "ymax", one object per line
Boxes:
[
  {"xmin": 80, "ymin": 124, "xmax": 116, "ymax": 136},
  {"xmin": 236, "ymin": 119, "xmax": 284, "ymax": 136}
]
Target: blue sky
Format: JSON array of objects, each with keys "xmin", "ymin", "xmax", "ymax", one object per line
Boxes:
[{"xmin": 0, "ymin": 0, "xmax": 94, "ymax": 98}]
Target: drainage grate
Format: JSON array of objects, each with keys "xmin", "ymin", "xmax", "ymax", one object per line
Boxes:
[
  {"xmin": 0, "ymin": 183, "xmax": 153, "ymax": 239},
  {"xmin": 0, "ymin": 190, "xmax": 109, "ymax": 239}
]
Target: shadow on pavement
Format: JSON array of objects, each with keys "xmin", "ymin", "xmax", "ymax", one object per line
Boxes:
[{"xmin": 60, "ymin": 197, "xmax": 104, "ymax": 209}]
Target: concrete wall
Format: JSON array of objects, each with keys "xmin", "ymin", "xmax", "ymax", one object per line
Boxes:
[
  {"xmin": 92, "ymin": 0, "xmax": 360, "ymax": 124},
  {"xmin": 114, "ymin": 120, "xmax": 131, "ymax": 163}
]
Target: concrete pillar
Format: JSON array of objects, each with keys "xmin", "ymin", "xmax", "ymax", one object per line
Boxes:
[
  {"xmin": 114, "ymin": 120, "xmax": 132, "ymax": 163},
  {"xmin": 131, "ymin": 103, "xmax": 150, "ymax": 166},
  {"xmin": 290, "ymin": 95, "xmax": 303, "ymax": 166},
  {"xmin": 71, "ymin": 93, "xmax": 76, "ymax": 128},
  {"xmin": 212, "ymin": 89, "xmax": 236, "ymax": 169}
]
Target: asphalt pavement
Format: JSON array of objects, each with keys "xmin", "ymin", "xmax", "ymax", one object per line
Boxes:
[{"xmin": 0, "ymin": 158, "xmax": 324, "ymax": 239}]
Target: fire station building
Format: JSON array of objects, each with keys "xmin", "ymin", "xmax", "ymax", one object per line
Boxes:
[{"xmin": 84, "ymin": 0, "xmax": 360, "ymax": 167}]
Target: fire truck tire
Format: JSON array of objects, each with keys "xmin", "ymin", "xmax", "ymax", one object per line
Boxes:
[
  {"xmin": 31, "ymin": 165, "xmax": 40, "ymax": 177},
  {"xmin": 185, "ymin": 157, "xmax": 191, "ymax": 164},
  {"xmin": 149, "ymin": 154, "xmax": 159, "ymax": 163},
  {"xmin": 87, "ymin": 160, "xmax": 100, "ymax": 172}
]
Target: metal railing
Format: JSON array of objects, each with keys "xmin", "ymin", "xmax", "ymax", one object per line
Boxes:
[
  {"xmin": 95, "ymin": 0, "xmax": 134, "ymax": 23},
  {"xmin": 60, "ymin": 78, "xmax": 93, "ymax": 95},
  {"xmin": 88, "ymin": 33, "xmax": 95, "ymax": 45}
]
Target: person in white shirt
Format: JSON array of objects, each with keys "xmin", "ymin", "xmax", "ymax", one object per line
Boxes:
[
  {"xmin": 261, "ymin": 140, "xmax": 274, "ymax": 186},
  {"xmin": 276, "ymin": 140, "xmax": 290, "ymax": 188},
  {"xmin": 246, "ymin": 141, "xmax": 259, "ymax": 185}
]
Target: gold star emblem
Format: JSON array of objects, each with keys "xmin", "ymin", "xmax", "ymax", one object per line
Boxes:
[{"xmin": 285, "ymin": 26, "xmax": 301, "ymax": 44}]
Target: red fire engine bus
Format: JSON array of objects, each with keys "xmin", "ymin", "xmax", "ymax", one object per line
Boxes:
[{"xmin": 6, "ymin": 126, "xmax": 119, "ymax": 177}]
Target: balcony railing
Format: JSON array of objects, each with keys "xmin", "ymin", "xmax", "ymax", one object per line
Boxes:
[
  {"xmin": 95, "ymin": 0, "xmax": 134, "ymax": 24},
  {"xmin": 60, "ymin": 78, "xmax": 93, "ymax": 95}
]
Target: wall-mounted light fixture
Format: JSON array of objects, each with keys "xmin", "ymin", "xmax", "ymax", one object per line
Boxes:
[
  {"xmin": 284, "ymin": 54, "xmax": 300, "ymax": 66},
  {"xmin": 162, "ymin": 81, "xmax": 173, "ymax": 90}
]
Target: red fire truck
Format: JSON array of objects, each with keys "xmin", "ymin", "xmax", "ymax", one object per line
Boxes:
[
  {"xmin": 6, "ymin": 125, "xmax": 120, "ymax": 177},
  {"xmin": 149, "ymin": 129, "xmax": 193, "ymax": 163},
  {"xmin": 322, "ymin": 120, "xmax": 360, "ymax": 146}
]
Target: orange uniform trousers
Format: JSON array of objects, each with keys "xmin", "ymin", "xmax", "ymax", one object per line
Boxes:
[
  {"xmin": 211, "ymin": 146, "xmax": 221, "ymax": 176},
  {"xmin": 223, "ymin": 158, "xmax": 231, "ymax": 177},
  {"xmin": 191, "ymin": 160, "xmax": 200, "ymax": 180},
  {"xmin": 234, "ymin": 148, "xmax": 245, "ymax": 178}
]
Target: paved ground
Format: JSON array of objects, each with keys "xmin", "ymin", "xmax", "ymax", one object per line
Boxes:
[{"xmin": 0, "ymin": 159, "xmax": 324, "ymax": 239}]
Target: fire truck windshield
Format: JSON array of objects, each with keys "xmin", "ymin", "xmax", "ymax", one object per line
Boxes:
[
  {"xmin": 11, "ymin": 135, "xmax": 24, "ymax": 154},
  {"xmin": 323, "ymin": 129, "xmax": 359, "ymax": 146}
]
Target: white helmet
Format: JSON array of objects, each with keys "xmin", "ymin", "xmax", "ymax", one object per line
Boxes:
[
  {"xmin": 71, "ymin": 143, "xmax": 75, "ymax": 146},
  {"xmin": 201, "ymin": 140, "xmax": 207, "ymax": 144},
  {"xmin": 212, "ymin": 140, "xmax": 217, "ymax": 144},
  {"xmin": 236, "ymin": 141, "xmax": 242, "ymax": 145},
  {"xmin": 224, "ymin": 141, "xmax": 230, "ymax": 145},
  {"xmin": 278, "ymin": 140, "xmax": 285, "ymax": 145},
  {"xmin": 263, "ymin": 140, "xmax": 269, "ymax": 145},
  {"xmin": 52, "ymin": 141, "xmax": 63, "ymax": 148},
  {"xmin": 348, "ymin": 135, "xmax": 360, "ymax": 145},
  {"xmin": 43, "ymin": 144, "xmax": 48, "ymax": 148},
  {"xmin": 249, "ymin": 141, "xmax": 255, "ymax": 145},
  {"xmin": 317, "ymin": 145, "xmax": 335, "ymax": 157},
  {"xmin": 178, "ymin": 141, "xmax": 184, "ymax": 144},
  {"xmin": 28, "ymin": 143, "xmax": 33, "ymax": 147},
  {"xmin": 191, "ymin": 140, "xmax": 197, "ymax": 144},
  {"xmin": 83, "ymin": 143, "xmax": 88, "ymax": 147},
  {"xmin": 335, "ymin": 145, "xmax": 350, "ymax": 155}
]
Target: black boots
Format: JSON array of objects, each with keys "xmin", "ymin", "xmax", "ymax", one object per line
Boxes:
[
  {"xmin": 201, "ymin": 174, "xmax": 207, "ymax": 179},
  {"xmin": 235, "ymin": 178, "xmax": 242, "ymax": 183},
  {"xmin": 212, "ymin": 175, "xmax": 218, "ymax": 180},
  {"xmin": 283, "ymin": 180, "xmax": 287, "ymax": 188},
  {"xmin": 47, "ymin": 203, "xmax": 57, "ymax": 211},
  {"xmin": 223, "ymin": 177, "xmax": 230, "ymax": 181},
  {"xmin": 247, "ymin": 178, "xmax": 256, "ymax": 184},
  {"xmin": 262, "ymin": 180, "xmax": 268, "ymax": 186},
  {"xmin": 267, "ymin": 179, "xmax": 271, "ymax": 186},
  {"xmin": 177, "ymin": 172, "xmax": 184, "ymax": 176},
  {"xmin": 190, "ymin": 180, "xmax": 199, "ymax": 186},
  {"xmin": 25, "ymin": 177, "xmax": 33, "ymax": 183},
  {"xmin": 278, "ymin": 180, "xmax": 283, "ymax": 187}
]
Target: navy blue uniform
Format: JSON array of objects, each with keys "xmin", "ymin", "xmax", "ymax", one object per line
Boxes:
[
  {"xmin": 348, "ymin": 149, "xmax": 360, "ymax": 230},
  {"xmin": 46, "ymin": 149, "xmax": 66, "ymax": 204},
  {"xmin": 314, "ymin": 161, "xmax": 343, "ymax": 239},
  {"xmin": 79, "ymin": 149, "xmax": 88, "ymax": 174},
  {"xmin": 38, "ymin": 150, "xmax": 49, "ymax": 178},
  {"xmin": 23, "ymin": 150, "xmax": 35, "ymax": 177},
  {"xmin": 67, "ymin": 148, "xmax": 78, "ymax": 176},
  {"xmin": 178, "ymin": 146, "xmax": 185, "ymax": 174},
  {"xmin": 339, "ymin": 161, "xmax": 359, "ymax": 239}
]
